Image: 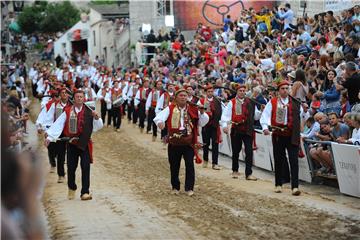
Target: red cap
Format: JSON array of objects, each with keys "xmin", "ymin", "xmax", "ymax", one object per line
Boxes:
[
  {"xmin": 49, "ymin": 89, "xmax": 58, "ymax": 96},
  {"xmin": 203, "ymin": 83, "xmax": 213, "ymax": 91},
  {"xmin": 277, "ymin": 80, "xmax": 290, "ymax": 89},
  {"xmin": 234, "ymin": 83, "xmax": 246, "ymax": 91}
]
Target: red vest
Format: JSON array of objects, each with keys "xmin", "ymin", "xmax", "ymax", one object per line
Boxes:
[
  {"xmin": 231, "ymin": 97, "xmax": 250, "ymax": 132},
  {"xmin": 270, "ymin": 97, "xmax": 293, "ymax": 136},
  {"xmin": 151, "ymin": 89, "xmax": 162, "ymax": 107},
  {"xmin": 163, "ymin": 92, "xmax": 174, "ymax": 108},
  {"xmin": 167, "ymin": 104, "xmax": 199, "ymax": 144},
  {"xmin": 63, "ymin": 105, "xmax": 86, "ymax": 138},
  {"xmin": 139, "ymin": 87, "xmax": 150, "ymax": 101},
  {"xmin": 200, "ymin": 97, "xmax": 214, "ymax": 126}
]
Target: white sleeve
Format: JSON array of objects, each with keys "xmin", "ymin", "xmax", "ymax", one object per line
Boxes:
[
  {"xmin": 260, "ymin": 101, "xmax": 272, "ymax": 131},
  {"xmin": 134, "ymin": 90, "xmax": 140, "ymax": 106},
  {"xmin": 199, "ymin": 112, "xmax": 209, "ymax": 127},
  {"xmin": 220, "ymin": 101, "xmax": 232, "ymax": 128},
  {"xmin": 104, "ymin": 92, "xmax": 111, "ymax": 103},
  {"xmin": 36, "ymin": 80, "xmax": 44, "ymax": 94},
  {"xmin": 36, "ymin": 106, "xmax": 48, "ymax": 129},
  {"xmin": 97, "ymin": 89, "xmax": 104, "ymax": 100},
  {"xmin": 122, "ymin": 86, "xmax": 128, "ymax": 100},
  {"xmin": 153, "ymin": 106, "xmax": 170, "ymax": 126},
  {"xmin": 46, "ymin": 112, "xmax": 67, "ymax": 142},
  {"xmin": 155, "ymin": 94, "xmax": 164, "ymax": 114},
  {"xmin": 145, "ymin": 92, "xmax": 152, "ymax": 111},
  {"xmin": 254, "ymin": 105, "xmax": 262, "ymax": 121},
  {"xmin": 93, "ymin": 118, "xmax": 103, "ymax": 132}
]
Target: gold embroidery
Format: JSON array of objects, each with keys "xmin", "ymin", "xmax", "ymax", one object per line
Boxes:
[
  {"xmin": 171, "ymin": 106, "xmax": 180, "ymax": 129},
  {"xmin": 69, "ymin": 107, "xmax": 77, "ymax": 134},
  {"xmin": 141, "ymin": 89, "xmax": 146, "ymax": 100},
  {"xmin": 235, "ymin": 99, "xmax": 242, "ymax": 115},
  {"xmin": 275, "ymin": 100, "xmax": 287, "ymax": 124},
  {"xmin": 55, "ymin": 104, "xmax": 63, "ymax": 120}
]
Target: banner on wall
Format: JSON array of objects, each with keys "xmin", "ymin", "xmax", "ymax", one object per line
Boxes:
[
  {"xmin": 331, "ymin": 143, "xmax": 360, "ymax": 198},
  {"xmin": 173, "ymin": 0, "xmax": 275, "ymax": 30},
  {"xmin": 324, "ymin": 0, "xmax": 355, "ymax": 12}
]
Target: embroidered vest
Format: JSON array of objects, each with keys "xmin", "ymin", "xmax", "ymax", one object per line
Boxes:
[{"xmin": 63, "ymin": 105, "xmax": 85, "ymax": 137}]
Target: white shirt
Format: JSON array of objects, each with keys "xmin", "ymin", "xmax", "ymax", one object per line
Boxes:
[
  {"xmin": 155, "ymin": 92, "xmax": 174, "ymax": 114},
  {"xmin": 153, "ymin": 106, "xmax": 209, "ymax": 129},
  {"xmin": 46, "ymin": 105, "xmax": 103, "ymax": 142},
  {"xmin": 134, "ymin": 88, "xmax": 149, "ymax": 107},
  {"xmin": 349, "ymin": 128, "xmax": 360, "ymax": 145},
  {"xmin": 220, "ymin": 98, "xmax": 262, "ymax": 128}
]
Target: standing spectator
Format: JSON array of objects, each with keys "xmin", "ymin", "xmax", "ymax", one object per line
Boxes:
[
  {"xmin": 277, "ymin": 3, "xmax": 294, "ymax": 31},
  {"xmin": 337, "ymin": 61, "xmax": 360, "ymax": 107}
]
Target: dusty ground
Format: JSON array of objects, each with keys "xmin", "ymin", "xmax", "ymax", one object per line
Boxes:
[{"xmin": 29, "ymin": 100, "xmax": 360, "ymax": 240}]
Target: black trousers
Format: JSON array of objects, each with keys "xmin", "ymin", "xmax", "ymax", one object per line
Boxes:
[
  {"xmin": 138, "ymin": 103, "xmax": 146, "ymax": 129},
  {"xmin": 48, "ymin": 142, "xmax": 57, "ymax": 168},
  {"xmin": 272, "ymin": 135, "xmax": 299, "ymax": 189},
  {"xmin": 67, "ymin": 143, "xmax": 91, "ymax": 195},
  {"xmin": 112, "ymin": 107, "xmax": 122, "ymax": 129},
  {"xmin": 231, "ymin": 131, "xmax": 253, "ymax": 177},
  {"xmin": 127, "ymin": 100, "xmax": 133, "ymax": 121},
  {"xmin": 101, "ymin": 101, "xmax": 112, "ymax": 126},
  {"xmin": 131, "ymin": 100, "xmax": 139, "ymax": 124},
  {"xmin": 122, "ymin": 100, "xmax": 127, "ymax": 116},
  {"xmin": 202, "ymin": 125, "xmax": 219, "ymax": 165},
  {"xmin": 168, "ymin": 145, "xmax": 195, "ymax": 191},
  {"xmin": 147, "ymin": 107, "xmax": 157, "ymax": 136}
]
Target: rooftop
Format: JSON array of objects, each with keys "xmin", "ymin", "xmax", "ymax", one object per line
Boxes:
[{"xmin": 89, "ymin": 2, "xmax": 129, "ymax": 19}]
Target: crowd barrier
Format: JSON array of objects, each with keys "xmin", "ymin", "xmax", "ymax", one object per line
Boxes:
[{"xmin": 200, "ymin": 128, "xmax": 359, "ymax": 198}]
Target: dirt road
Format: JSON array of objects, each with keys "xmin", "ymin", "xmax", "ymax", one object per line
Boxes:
[{"xmin": 29, "ymin": 100, "xmax": 360, "ymax": 239}]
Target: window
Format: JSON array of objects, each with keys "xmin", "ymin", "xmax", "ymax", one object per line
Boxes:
[
  {"xmin": 93, "ymin": 31, "xmax": 96, "ymax": 46},
  {"xmin": 156, "ymin": 0, "xmax": 171, "ymax": 16}
]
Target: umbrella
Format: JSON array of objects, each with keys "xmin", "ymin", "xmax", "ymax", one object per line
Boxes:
[{"xmin": 9, "ymin": 22, "xmax": 21, "ymax": 33}]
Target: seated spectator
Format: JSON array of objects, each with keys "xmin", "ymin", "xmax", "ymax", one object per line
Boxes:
[
  {"xmin": 301, "ymin": 117, "xmax": 320, "ymax": 140},
  {"xmin": 338, "ymin": 113, "xmax": 360, "ymax": 145},
  {"xmin": 309, "ymin": 119, "xmax": 336, "ymax": 177},
  {"xmin": 328, "ymin": 112, "xmax": 350, "ymax": 140}
]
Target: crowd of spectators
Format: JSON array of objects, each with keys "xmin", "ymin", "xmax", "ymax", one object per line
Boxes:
[
  {"xmin": 1, "ymin": 38, "xmax": 45, "ymax": 239},
  {"xmin": 140, "ymin": 3, "xmax": 360, "ymax": 177}
]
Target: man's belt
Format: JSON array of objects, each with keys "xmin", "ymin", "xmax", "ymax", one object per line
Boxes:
[
  {"xmin": 58, "ymin": 137, "xmax": 79, "ymax": 144},
  {"xmin": 231, "ymin": 120, "xmax": 245, "ymax": 126},
  {"xmin": 270, "ymin": 125, "xmax": 288, "ymax": 132}
]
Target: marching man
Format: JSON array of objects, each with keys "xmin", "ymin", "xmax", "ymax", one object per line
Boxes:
[
  {"xmin": 110, "ymin": 80, "xmax": 126, "ymax": 131},
  {"xmin": 135, "ymin": 78, "xmax": 151, "ymax": 133},
  {"xmin": 220, "ymin": 84, "xmax": 262, "ymax": 180},
  {"xmin": 260, "ymin": 81, "xmax": 301, "ymax": 196},
  {"xmin": 198, "ymin": 84, "xmax": 222, "ymax": 170},
  {"xmin": 45, "ymin": 90, "xmax": 103, "ymax": 200},
  {"xmin": 146, "ymin": 80, "xmax": 163, "ymax": 141},
  {"xmin": 154, "ymin": 88, "xmax": 209, "ymax": 196}
]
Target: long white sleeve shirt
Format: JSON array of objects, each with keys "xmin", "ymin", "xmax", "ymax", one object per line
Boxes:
[
  {"xmin": 36, "ymin": 104, "xmax": 55, "ymax": 130},
  {"xmin": 220, "ymin": 98, "xmax": 262, "ymax": 128},
  {"xmin": 260, "ymin": 96, "xmax": 304, "ymax": 131},
  {"xmin": 46, "ymin": 105, "xmax": 103, "ymax": 142},
  {"xmin": 134, "ymin": 88, "xmax": 149, "ymax": 107},
  {"xmin": 153, "ymin": 106, "xmax": 209, "ymax": 128}
]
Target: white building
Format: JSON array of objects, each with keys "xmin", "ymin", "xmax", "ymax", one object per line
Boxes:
[{"xmin": 54, "ymin": 2, "xmax": 130, "ymax": 67}]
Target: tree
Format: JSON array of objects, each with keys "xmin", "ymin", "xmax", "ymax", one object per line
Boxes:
[
  {"xmin": 40, "ymin": 1, "xmax": 80, "ymax": 33},
  {"xmin": 17, "ymin": 1, "xmax": 80, "ymax": 34},
  {"xmin": 17, "ymin": 5, "xmax": 45, "ymax": 34}
]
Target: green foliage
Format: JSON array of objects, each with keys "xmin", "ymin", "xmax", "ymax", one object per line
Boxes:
[
  {"xmin": 90, "ymin": 0, "xmax": 118, "ymax": 5},
  {"xmin": 17, "ymin": 5, "xmax": 45, "ymax": 34},
  {"xmin": 160, "ymin": 41, "xmax": 169, "ymax": 51},
  {"xmin": 34, "ymin": 43, "xmax": 44, "ymax": 51},
  {"xmin": 17, "ymin": 1, "xmax": 80, "ymax": 34}
]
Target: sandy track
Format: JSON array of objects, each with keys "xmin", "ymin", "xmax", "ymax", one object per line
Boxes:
[
  {"xmin": 33, "ymin": 105, "xmax": 360, "ymax": 239},
  {"xmin": 91, "ymin": 122, "xmax": 360, "ymax": 240}
]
